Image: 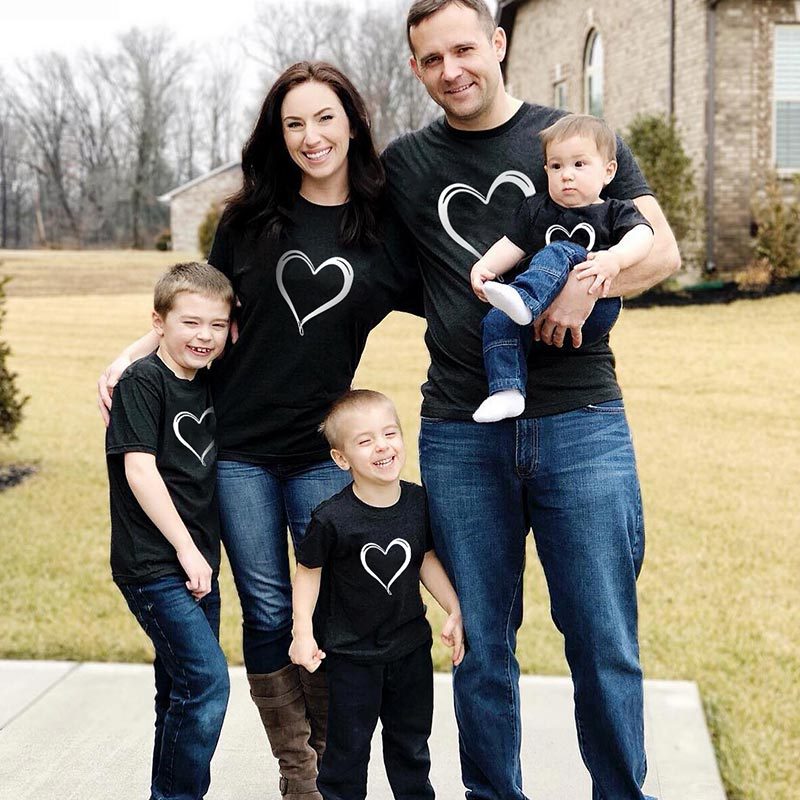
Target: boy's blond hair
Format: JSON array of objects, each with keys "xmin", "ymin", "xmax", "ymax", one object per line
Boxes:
[
  {"xmin": 539, "ymin": 114, "xmax": 617, "ymax": 163},
  {"xmin": 319, "ymin": 389, "xmax": 400, "ymax": 451},
  {"xmin": 153, "ymin": 262, "xmax": 234, "ymax": 317}
]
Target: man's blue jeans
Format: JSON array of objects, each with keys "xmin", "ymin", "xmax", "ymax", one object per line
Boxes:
[
  {"xmin": 420, "ymin": 403, "xmax": 648, "ymax": 800},
  {"xmin": 482, "ymin": 241, "xmax": 622, "ymax": 395},
  {"xmin": 216, "ymin": 458, "xmax": 351, "ymax": 673},
  {"xmin": 119, "ymin": 577, "xmax": 230, "ymax": 800}
]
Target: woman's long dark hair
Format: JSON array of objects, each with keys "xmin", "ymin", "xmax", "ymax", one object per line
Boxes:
[{"xmin": 221, "ymin": 61, "xmax": 385, "ymax": 247}]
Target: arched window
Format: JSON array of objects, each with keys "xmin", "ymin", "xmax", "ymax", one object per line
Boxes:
[{"xmin": 584, "ymin": 30, "xmax": 604, "ymax": 118}]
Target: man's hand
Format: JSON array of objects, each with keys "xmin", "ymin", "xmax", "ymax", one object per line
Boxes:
[
  {"xmin": 97, "ymin": 354, "xmax": 132, "ymax": 426},
  {"xmin": 289, "ymin": 634, "xmax": 326, "ymax": 673},
  {"xmin": 177, "ymin": 544, "xmax": 213, "ymax": 599},
  {"xmin": 470, "ymin": 263, "xmax": 497, "ymax": 302},
  {"xmin": 533, "ymin": 270, "xmax": 596, "ymax": 348},
  {"xmin": 573, "ymin": 250, "xmax": 623, "ymax": 297},
  {"xmin": 441, "ymin": 610, "xmax": 465, "ymax": 666}
]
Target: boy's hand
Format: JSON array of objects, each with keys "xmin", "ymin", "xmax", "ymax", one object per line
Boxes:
[
  {"xmin": 289, "ymin": 634, "xmax": 326, "ymax": 673},
  {"xmin": 177, "ymin": 544, "xmax": 213, "ymax": 599},
  {"xmin": 470, "ymin": 263, "xmax": 497, "ymax": 302},
  {"xmin": 573, "ymin": 251, "xmax": 622, "ymax": 297},
  {"xmin": 97, "ymin": 354, "xmax": 132, "ymax": 426},
  {"xmin": 441, "ymin": 610, "xmax": 465, "ymax": 666}
]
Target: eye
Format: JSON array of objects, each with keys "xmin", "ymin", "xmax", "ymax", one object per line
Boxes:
[
  {"xmin": 575, "ymin": 160, "xmax": 585, "ymax": 168},
  {"xmin": 285, "ymin": 121, "xmax": 302, "ymax": 130},
  {"xmin": 320, "ymin": 113, "xmax": 334, "ymax": 122},
  {"xmin": 358, "ymin": 438, "xmax": 372, "ymax": 446},
  {"xmin": 212, "ymin": 322, "xmax": 228, "ymax": 329},
  {"xmin": 423, "ymin": 56, "xmax": 441, "ymax": 67},
  {"xmin": 549, "ymin": 162, "xmax": 561, "ymax": 170},
  {"xmin": 458, "ymin": 46, "xmax": 473, "ymax": 54}
]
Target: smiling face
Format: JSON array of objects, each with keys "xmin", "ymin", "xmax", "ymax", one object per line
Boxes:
[
  {"xmin": 544, "ymin": 134, "xmax": 618, "ymax": 208},
  {"xmin": 409, "ymin": 2, "xmax": 507, "ymax": 130},
  {"xmin": 330, "ymin": 401, "xmax": 406, "ymax": 493},
  {"xmin": 281, "ymin": 80, "xmax": 352, "ymax": 201},
  {"xmin": 153, "ymin": 291, "xmax": 230, "ymax": 380}
]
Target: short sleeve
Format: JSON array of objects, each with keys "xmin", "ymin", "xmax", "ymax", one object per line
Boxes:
[
  {"xmin": 295, "ymin": 513, "xmax": 337, "ymax": 568},
  {"xmin": 604, "ymin": 135, "xmax": 652, "ymax": 201},
  {"xmin": 208, "ymin": 222, "xmax": 233, "ymax": 279},
  {"xmin": 610, "ymin": 200, "xmax": 654, "ymax": 244},
  {"xmin": 106, "ymin": 371, "xmax": 162, "ymax": 456},
  {"xmin": 505, "ymin": 195, "xmax": 544, "ymax": 252}
]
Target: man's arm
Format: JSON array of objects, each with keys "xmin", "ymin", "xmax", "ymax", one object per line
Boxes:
[{"xmin": 535, "ymin": 194, "xmax": 681, "ymax": 347}]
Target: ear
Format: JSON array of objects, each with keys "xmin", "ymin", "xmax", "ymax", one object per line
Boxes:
[
  {"xmin": 330, "ymin": 448, "xmax": 351, "ymax": 472},
  {"xmin": 409, "ymin": 55, "xmax": 423, "ymax": 82},
  {"xmin": 604, "ymin": 159, "xmax": 618, "ymax": 185},
  {"xmin": 493, "ymin": 27, "xmax": 507, "ymax": 62},
  {"xmin": 152, "ymin": 310, "xmax": 165, "ymax": 337}
]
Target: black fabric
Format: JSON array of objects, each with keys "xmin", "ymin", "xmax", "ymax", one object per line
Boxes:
[
  {"xmin": 507, "ymin": 193, "xmax": 652, "ymax": 254},
  {"xmin": 106, "ymin": 353, "xmax": 220, "ymax": 585},
  {"xmin": 295, "ymin": 481, "xmax": 433, "ymax": 663},
  {"xmin": 383, "ymin": 102, "xmax": 653, "ymax": 420},
  {"xmin": 208, "ymin": 196, "xmax": 422, "ymax": 465}
]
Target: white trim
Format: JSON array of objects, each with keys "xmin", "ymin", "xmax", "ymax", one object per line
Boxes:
[{"xmin": 157, "ymin": 160, "xmax": 241, "ymax": 203}]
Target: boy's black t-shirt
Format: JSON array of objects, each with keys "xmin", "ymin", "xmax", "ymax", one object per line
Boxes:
[
  {"xmin": 106, "ymin": 353, "xmax": 221, "ymax": 585},
  {"xmin": 295, "ymin": 481, "xmax": 433, "ymax": 663},
  {"xmin": 208, "ymin": 198, "xmax": 421, "ymax": 465},
  {"xmin": 383, "ymin": 102, "xmax": 653, "ymax": 419},
  {"xmin": 507, "ymin": 193, "xmax": 652, "ymax": 254}
]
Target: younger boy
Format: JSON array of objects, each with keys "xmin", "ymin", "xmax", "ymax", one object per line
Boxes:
[
  {"xmin": 289, "ymin": 389, "xmax": 464, "ymax": 800},
  {"xmin": 470, "ymin": 114, "xmax": 655, "ymax": 423},
  {"xmin": 106, "ymin": 262, "xmax": 234, "ymax": 800}
]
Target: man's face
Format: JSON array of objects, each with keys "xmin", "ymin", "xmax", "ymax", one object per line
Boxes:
[{"xmin": 409, "ymin": 3, "xmax": 506, "ymax": 129}]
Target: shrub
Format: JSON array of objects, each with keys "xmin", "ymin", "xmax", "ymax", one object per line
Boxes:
[
  {"xmin": 198, "ymin": 204, "xmax": 221, "ymax": 259},
  {"xmin": 154, "ymin": 229, "xmax": 171, "ymax": 251},
  {"xmin": 752, "ymin": 175, "xmax": 800, "ymax": 280},
  {"xmin": 0, "ymin": 276, "xmax": 28, "ymax": 441}
]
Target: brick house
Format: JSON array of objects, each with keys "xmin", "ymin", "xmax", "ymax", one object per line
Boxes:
[
  {"xmin": 158, "ymin": 161, "xmax": 242, "ymax": 253},
  {"xmin": 497, "ymin": 0, "xmax": 800, "ymax": 272}
]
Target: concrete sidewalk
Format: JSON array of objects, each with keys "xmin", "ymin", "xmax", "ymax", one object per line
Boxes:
[{"xmin": 0, "ymin": 660, "xmax": 726, "ymax": 800}]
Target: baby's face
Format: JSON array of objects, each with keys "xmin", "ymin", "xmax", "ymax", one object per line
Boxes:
[{"xmin": 544, "ymin": 134, "xmax": 617, "ymax": 208}]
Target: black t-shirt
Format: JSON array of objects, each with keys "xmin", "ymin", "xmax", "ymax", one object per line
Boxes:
[
  {"xmin": 106, "ymin": 353, "xmax": 221, "ymax": 585},
  {"xmin": 383, "ymin": 103, "xmax": 653, "ymax": 419},
  {"xmin": 507, "ymin": 193, "xmax": 652, "ymax": 254},
  {"xmin": 295, "ymin": 481, "xmax": 433, "ymax": 663},
  {"xmin": 208, "ymin": 197, "xmax": 420, "ymax": 464}
]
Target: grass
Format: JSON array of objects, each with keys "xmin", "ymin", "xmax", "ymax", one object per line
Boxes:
[{"xmin": 1, "ymin": 250, "xmax": 797, "ymax": 800}]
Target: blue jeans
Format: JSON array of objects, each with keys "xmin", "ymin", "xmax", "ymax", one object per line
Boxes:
[
  {"xmin": 119, "ymin": 577, "xmax": 230, "ymax": 800},
  {"xmin": 216, "ymin": 458, "xmax": 351, "ymax": 673},
  {"xmin": 419, "ymin": 403, "xmax": 648, "ymax": 800},
  {"xmin": 482, "ymin": 241, "xmax": 622, "ymax": 394}
]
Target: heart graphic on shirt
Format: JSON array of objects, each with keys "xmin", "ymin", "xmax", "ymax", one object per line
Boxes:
[
  {"xmin": 545, "ymin": 222, "xmax": 596, "ymax": 252},
  {"xmin": 276, "ymin": 249, "xmax": 354, "ymax": 336},
  {"xmin": 438, "ymin": 170, "xmax": 536, "ymax": 259},
  {"xmin": 360, "ymin": 538, "xmax": 412, "ymax": 596},
  {"xmin": 173, "ymin": 408, "xmax": 215, "ymax": 466}
]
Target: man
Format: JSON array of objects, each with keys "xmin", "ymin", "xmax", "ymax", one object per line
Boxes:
[{"xmin": 382, "ymin": 2, "xmax": 680, "ymax": 799}]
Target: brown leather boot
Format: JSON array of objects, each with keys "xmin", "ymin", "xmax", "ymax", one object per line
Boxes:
[
  {"xmin": 298, "ymin": 666, "xmax": 328, "ymax": 768},
  {"xmin": 247, "ymin": 664, "xmax": 321, "ymax": 800}
]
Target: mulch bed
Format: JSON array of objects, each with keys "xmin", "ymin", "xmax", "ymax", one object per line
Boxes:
[
  {"xmin": 0, "ymin": 463, "xmax": 38, "ymax": 492},
  {"xmin": 625, "ymin": 276, "xmax": 800, "ymax": 308}
]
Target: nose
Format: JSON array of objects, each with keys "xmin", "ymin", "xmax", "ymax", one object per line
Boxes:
[
  {"xmin": 196, "ymin": 325, "xmax": 213, "ymax": 342},
  {"xmin": 562, "ymin": 168, "xmax": 574, "ymax": 182},
  {"xmin": 441, "ymin": 54, "xmax": 462, "ymax": 82},
  {"xmin": 303, "ymin": 124, "xmax": 322, "ymax": 147},
  {"xmin": 374, "ymin": 436, "xmax": 389, "ymax": 452}
]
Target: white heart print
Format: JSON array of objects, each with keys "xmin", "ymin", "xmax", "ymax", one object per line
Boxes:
[
  {"xmin": 544, "ymin": 222, "xmax": 596, "ymax": 252},
  {"xmin": 438, "ymin": 170, "xmax": 536, "ymax": 259},
  {"xmin": 276, "ymin": 249, "xmax": 354, "ymax": 336},
  {"xmin": 360, "ymin": 538, "xmax": 412, "ymax": 596},
  {"xmin": 173, "ymin": 408, "xmax": 215, "ymax": 466}
]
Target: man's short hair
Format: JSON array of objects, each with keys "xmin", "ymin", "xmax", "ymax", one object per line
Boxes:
[
  {"xmin": 539, "ymin": 114, "xmax": 617, "ymax": 163},
  {"xmin": 319, "ymin": 389, "xmax": 400, "ymax": 451},
  {"xmin": 406, "ymin": 0, "xmax": 496, "ymax": 53},
  {"xmin": 153, "ymin": 262, "xmax": 234, "ymax": 317}
]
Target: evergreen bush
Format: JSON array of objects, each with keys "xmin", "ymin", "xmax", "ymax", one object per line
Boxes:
[
  {"xmin": 0, "ymin": 276, "xmax": 28, "ymax": 441},
  {"xmin": 752, "ymin": 175, "xmax": 800, "ymax": 280},
  {"xmin": 198, "ymin": 204, "xmax": 221, "ymax": 259}
]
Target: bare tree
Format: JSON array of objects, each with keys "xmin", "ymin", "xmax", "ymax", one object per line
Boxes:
[{"xmin": 202, "ymin": 52, "xmax": 243, "ymax": 170}]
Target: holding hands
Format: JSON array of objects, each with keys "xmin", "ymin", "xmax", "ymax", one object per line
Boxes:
[
  {"xmin": 289, "ymin": 633, "xmax": 326, "ymax": 673},
  {"xmin": 440, "ymin": 609, "xmax": 465, "ymax": 666},
  {"xmin": 573, "ymin": 249, "xmax": 623, "ymax": 297}
]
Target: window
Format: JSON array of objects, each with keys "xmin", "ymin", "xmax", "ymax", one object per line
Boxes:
[
  {"xmin": 774, "ymin": 25, "xmax": 800, "ymax": 170},
  {"xmin": 554, "ymin": 81, "xmax": 568, "ymax": 110},
  {"xmin": 584, "ymin": 30, "xmax": 604, "ymax": 118}
]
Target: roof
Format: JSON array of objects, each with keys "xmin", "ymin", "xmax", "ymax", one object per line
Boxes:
[
  {"xmin": 157, "ymin": 160, "xmax": 241, "ymax": 203},
  {"xmin": 497, "ymin": 0, "xmax": 525, "ymax": 76}
]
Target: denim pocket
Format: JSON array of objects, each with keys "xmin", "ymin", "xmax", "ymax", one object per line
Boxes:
[{"xmin": 582, "ymin": 399, "xmax": 625, "ymax": 414}]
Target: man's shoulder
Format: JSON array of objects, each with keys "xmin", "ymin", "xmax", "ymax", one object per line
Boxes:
[{"xmin": 383, "ymin": 117, "xmax": 448, "ymax": 163}]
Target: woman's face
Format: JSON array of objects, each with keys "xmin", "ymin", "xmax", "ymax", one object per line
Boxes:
[{"xmin": 281, "ymin": 80, "xmax": 353, "ymax": 198}]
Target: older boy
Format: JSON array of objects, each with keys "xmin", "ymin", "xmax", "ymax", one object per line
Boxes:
[
  {"xmin": 106, "ymin": 262, "xmax": 233, "ymax": 800},
  {"xmin": 289, "ymin": 390, "xmax": 464, "ymax": 800}
]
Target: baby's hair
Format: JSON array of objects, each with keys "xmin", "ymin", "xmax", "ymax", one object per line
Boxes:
[
  {"xmin": 319, "ymin": 389, "xmax": 400, "ymax": 450},
  {"xmin": 153, "ymin": 262, "xmax": 234, "ymax": 317},
  {"xmin": 539, "ymin": 114, "xmax": 617, "ymax": 163}
]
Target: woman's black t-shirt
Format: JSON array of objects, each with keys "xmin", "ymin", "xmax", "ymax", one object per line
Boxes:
[{"xmin": 208, "ymin": 197, "xmax": 420, "ymax": 465}]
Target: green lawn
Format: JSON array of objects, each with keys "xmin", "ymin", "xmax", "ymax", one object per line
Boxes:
[{"xmin": 1, "ymin": 251, "xmax": 797, "ymax": 800}]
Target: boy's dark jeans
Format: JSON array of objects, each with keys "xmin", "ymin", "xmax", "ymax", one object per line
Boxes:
[
  {"xmin": 119, "ymin": 576, "xmax": 230, "ymax": 800},
  {"xmin": 481, "ymin": 240, "xmax": 622, "ymax": 395},
  {"xmin": 318, "ymin": 641, "xmax": 435, "ymax": 800}
]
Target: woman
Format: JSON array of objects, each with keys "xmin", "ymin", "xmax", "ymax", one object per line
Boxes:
[{"xmin": 99, "ymin": 62, "xmax": 421, "ymax": 800}]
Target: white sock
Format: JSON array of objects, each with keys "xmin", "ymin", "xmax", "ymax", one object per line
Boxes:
[
  {"xmin": 484, "ymin": 281, "xmax": 533, "ymax": 325},
  {"xmin": 472, "ymin": 390, "xmax": 526, "ymax": 423}
]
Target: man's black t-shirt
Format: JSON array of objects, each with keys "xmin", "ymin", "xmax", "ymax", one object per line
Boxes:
[
  {"xmin": 383, "ymin": 103, "xmax": 652, "ymax": 419},
  {"xmin": 208, "ymin": 197, "xmax": 420, "ymax": 465},
  {"xmin": 106, "ymin": 353, "xmax": 220, "ymax": 585},
  {"xmin": 295, "ymin": 481, "xmax": 433, "ymax": 663},
  {"xmin": 507, "ymin": 193, "xmax": 652, "ymax": 254}
]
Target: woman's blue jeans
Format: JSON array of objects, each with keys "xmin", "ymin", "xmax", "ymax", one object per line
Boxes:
[
  {"xmin": 216, "ymin": 458, "xmax": 351, "ymax": 674},
  {"xmin": 119, "ymin": 577, "xmax": 230, "ymax": 800},
  {"xmin": 482, "ymin": 241, "xmax": 622, "ymax": 395},
  {"xmin": 419, "ymin": 403, "xmax": 648, "ymax": 800}
]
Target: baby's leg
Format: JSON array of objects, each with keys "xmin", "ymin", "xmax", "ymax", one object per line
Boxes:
[{"xmin": 474, "ymin": 309, "xmax": 527, "ymax": 423}]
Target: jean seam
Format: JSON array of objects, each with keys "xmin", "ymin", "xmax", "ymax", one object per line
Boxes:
[
  {"xmin": 483, "ymin": 338, "xmax": 520, "ymax": 353},
  {"xmin": 504, "ymin": 556, "xmax": 525, "ymax": 772}
]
